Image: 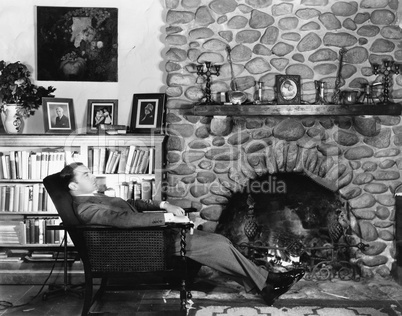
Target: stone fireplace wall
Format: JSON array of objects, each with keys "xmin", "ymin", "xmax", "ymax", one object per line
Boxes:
[{"xmin": 163, "ymin": 0, "xmax": 402, "ymax": 277}]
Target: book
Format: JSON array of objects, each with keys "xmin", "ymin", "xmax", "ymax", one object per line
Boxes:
[
  {"xmin": 125, "ymin": 146, "xmax": 136, "ymax": 174},
  {"xmin": 134, "ymin": 150, "xmax": 145, "ymax": 174},
  {"xmin": 21, "ymin": 151, "xmax": 29, "ymax": 179},
  {"xmin": 149, "ymin": 148, "xmax": 155, "ymax": 174},
  {"xmin": 99, "ymin": 148, "xmax": 107, "ymax": 174},
  {"xmin": 110, "ymin": 152, "xmax": 121, "ymax": 174},
  {"xmin": 92, "ymin": 148, "xmax": 100, "ymax": 174},
  {"xmin": 130, "ymin": 149, "xmax": 142, "ymax": 174},
  {"xmin": 138, "ymin": 149, "xmax": 150, "ymax": 174},
  {"xmin": 118, "ymin": 147, "xmax": 130, "ymax": 174},
  {"xmin": 104, "ymin": 149, "xmax": 116, "ymax": 174},
  {"xmin": 0, "ymin": 153, "xmax": 3, "ymax": 179},
  {"xmin": 1, "ymin": 154, "xmax": 10, "ymax": 179},
  {"xmin": 9, "ymin": 151, "xmax": 17, "ymax": 179}
]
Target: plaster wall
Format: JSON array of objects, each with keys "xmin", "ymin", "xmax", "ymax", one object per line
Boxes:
[{"xmin": 0, "ymin": 0, "xmax": 166, "ymax": 133}]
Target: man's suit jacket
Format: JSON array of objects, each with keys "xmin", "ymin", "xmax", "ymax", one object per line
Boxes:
[{"xmin": 73, "ymin": 194, "xmax": 165, "ymax": 227}]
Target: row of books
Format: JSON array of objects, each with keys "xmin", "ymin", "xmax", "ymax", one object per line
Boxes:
[
  {"xmin": 0, "ymin": 150, "xmax": 66, "ymax": 180},
  {"xmin": 0, "ymin": 184, "xmax": 56, "ymax": 213},
  {"xmin": 0, "ymin": 218, "xmax": 70, "ymax": 245},
  {"xmin": 107, "ymin": 179, "xmax": 156, "ymax": 200},
  {"xmin": 88, "ymin": 146, "xmax": 155, "ymax": 175}
]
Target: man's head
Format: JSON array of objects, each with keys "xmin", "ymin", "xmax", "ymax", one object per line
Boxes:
[
  {"xmin": 60, "ymin": 163, "xmax": 97, "ymax": 196},
  {"xmin": 56, "ymin": 107, "xmax": 64, "ymax": 118}
]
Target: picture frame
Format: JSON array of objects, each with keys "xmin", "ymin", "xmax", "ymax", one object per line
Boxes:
[
  {"xmin": 130, "ymin": 93, "xmax": 166, "ymax": 133},
  {"xmin": 86, "ymin": 99, "xmax": 118, "ymax": 133},
  {"xmin": 36, "ymin": 6, "xmax": 118, "ymax": 82},
  {"xmin": 275, "ymin": 75, "xmax": 301, "ymax": 105},
  {"xmin": 42, "ymin": 98, "xmax": 76, "ymax": 133}
]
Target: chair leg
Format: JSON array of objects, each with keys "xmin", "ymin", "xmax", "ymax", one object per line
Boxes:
[
  {"xmin": 81, "ymin": 275, "xmax": 93, "ymax": 316},
  {"xmin": 93, "ymin": 277, "xmax": 108, "ymax": 302}
]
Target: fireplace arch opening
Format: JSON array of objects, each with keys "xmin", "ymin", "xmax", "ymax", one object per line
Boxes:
[{"xmin": 216, "ymin": 172, "xmax": 358, "ymax": 276}]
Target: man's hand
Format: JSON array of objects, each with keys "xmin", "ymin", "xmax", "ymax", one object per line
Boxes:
[{"xmin": 160, "ymin": 201, "xmax": 185, "ymax": 216}]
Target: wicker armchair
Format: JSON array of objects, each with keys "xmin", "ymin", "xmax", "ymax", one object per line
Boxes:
[{"xmin": 43, "ymin": 172, "xmax": 195, "ymax": 316}]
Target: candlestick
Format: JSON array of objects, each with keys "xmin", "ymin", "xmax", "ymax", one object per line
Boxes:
[{"xmin": 314, "ymin": 80, "xmax": 328, "ymax": 105}]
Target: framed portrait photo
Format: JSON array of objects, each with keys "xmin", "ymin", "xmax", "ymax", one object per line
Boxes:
[
  {"xmin": 42, "ymin": 98, "xmax": 75, "ymax": 133},
  {"xmin": 87, "ymin": 99, "xmax": 118, "ymax": 133},
  {"xmin": 275, "ymin": 75, "xmax": 301, "ymax": 105},
  {"xmin": 130, "ymin": 93, "xmax": 166, "ymax": 133}
]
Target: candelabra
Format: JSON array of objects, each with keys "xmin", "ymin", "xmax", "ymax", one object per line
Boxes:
[
  {"xmin": 372, "ymin": 60, "xmax": 401, "ymax": 104},
  {"xmin": 196, "ymin": 62, "xmax": 220, "ymax": 104}
]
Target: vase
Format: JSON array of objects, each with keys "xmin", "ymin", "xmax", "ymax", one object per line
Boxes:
[{"xmin": 1, "ymin": 104, "xmax": 24, "ymax": 134}]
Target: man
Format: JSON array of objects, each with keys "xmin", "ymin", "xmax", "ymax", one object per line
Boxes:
[
  {"xmin": 54, "ymin": 106, "xmax": 69, "ymax": 128},
  {"xmin": 60, "ymin": 162, "xmax": 304, "ymax": 305}
]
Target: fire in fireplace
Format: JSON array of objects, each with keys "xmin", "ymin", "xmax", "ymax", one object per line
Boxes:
[{"xmin": 216, "ymin": 172, "xmax": 367, "ymax": 281}]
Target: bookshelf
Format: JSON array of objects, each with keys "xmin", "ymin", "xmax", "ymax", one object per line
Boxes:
[{"xmin": 0, "ymin": 134, "xmax": 166, "ymax": 284}]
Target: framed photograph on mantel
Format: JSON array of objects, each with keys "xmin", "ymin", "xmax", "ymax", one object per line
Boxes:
[
  {"xmin": 87, "ymin": 99, "xmax": 118, "ymax": 133},
  {"xmin": 130, "ymin": 93, "xmax": 166, "ymax": 134},
  {"xmin": 275, "ymin": 75, "xmax": 301, "ymax": 105},
  {"xmin": 42, "ymin": 97, "xmax": 75, "ymax": 133}
]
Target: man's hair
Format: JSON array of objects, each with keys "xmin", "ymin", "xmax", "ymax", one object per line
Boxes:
[{"xmin": 60, "ymin": 162, "xmax": 84, "ymax": 191}]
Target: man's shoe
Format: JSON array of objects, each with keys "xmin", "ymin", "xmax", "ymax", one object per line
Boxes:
[
  {"xmin": 266, "ymin": 268, "xmax": 305, "ymax": 288},
  {"xmin": 260, "ymin": 283, "xmax": 293, "ymax": 306}
]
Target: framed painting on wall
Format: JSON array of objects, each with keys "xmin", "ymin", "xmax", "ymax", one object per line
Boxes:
[
  {"xmin": 275, "ymin": 75, "xmax": 301, "ymax": 105},
  {"xmin": 42, "ymin": 98, "xmax": 76, "ymax": 133},
  {"xmin": 86, "ymin": 99, "xmax": 118, "ymax": 133},
  {"xmin": 36, "ymin": 6, "xmax": 118, "ymax": 82},
  {"xmin": 130, "ymin": 94, "xmax": 166, "ymax": 134}
]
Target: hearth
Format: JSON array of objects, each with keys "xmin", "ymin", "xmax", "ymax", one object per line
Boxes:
[{"xmin": 216, "ymin": 173, "xmax": 369, "ymax": 281}]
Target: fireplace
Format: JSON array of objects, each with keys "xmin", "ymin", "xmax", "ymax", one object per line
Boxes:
[
  {"xmin": 215, "ymin": 172, "xmax": 366, "ymax": 280},
  {"xmin": 162, "ymin": 0, "xmax": 402, "ymax": 281}
]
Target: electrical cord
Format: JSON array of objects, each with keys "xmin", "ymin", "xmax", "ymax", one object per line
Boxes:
[{"xmin": 0, "ymin": 236, "xmax": 65, "ymax": 311}]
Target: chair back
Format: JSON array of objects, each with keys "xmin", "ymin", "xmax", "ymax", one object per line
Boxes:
[{"xmin": 43, "ymin": 172, "xmax": 84, "ymax": 253}]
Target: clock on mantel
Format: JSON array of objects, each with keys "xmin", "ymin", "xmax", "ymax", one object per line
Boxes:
[{"xmin": 181, "ymin": 103, "xmax": 402, "ymax": 117}]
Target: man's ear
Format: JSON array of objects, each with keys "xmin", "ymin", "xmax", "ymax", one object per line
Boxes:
[{"xmin": 68, "ymin": 182, "xmax": 78, "ymax": 191}]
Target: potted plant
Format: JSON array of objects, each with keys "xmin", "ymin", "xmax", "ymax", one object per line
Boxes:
[{"xmin": 0, "ymin": 60, "xmax": 56, "ymax": 133}]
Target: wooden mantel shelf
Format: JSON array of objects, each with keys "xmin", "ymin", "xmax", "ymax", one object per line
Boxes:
[{"xmin": 181, "ymin": 103, "xmax": 402, "ymax": 116}]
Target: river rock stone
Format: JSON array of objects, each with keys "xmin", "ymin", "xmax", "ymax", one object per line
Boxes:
[
  {"xmin": 331, "ymin": 1, "xmax": 358, "ymax": 16},
  {"xmin": 205, "ymin": 147, "xmax": 240, "ymax": 160},
  {"xmin": 343, "ymin": 47, "xmax": 369, "ymax": 64},
  {"xmin": 370, "ymin": 39, "xmax": 395, "ymax": 53},
  {"xmin": 261, "ymin": 26, "xmax": 279, "ymax": 45},
  {"xmin": 370, "ymin": 9, "xmax": 395, "ymax": 25},
  {"xmin": 297, "ymin": 32, "xmax": 322, "ymax": 52},
  {"xmin": 300, "ymin": 21, "xmax": 321, "ymax": 31},
  {"xmin": 209, "ymin": 0, "xmax": 237, "ymax": 14},
  {"xmin": 272, "ymin": 42, "xmax": 294, "ymax": 56},
  {"xmin": 343, "ymin": 18, "xmax": 357, "ymax": 31},
  {"xmin": 273, "ymin": 119, "xmax": 305, "ymax": 140},
  {"xmin": 319, "ymin": 12, "xmax": 341, "ymax": 29},
  {"xmin": 195, "ymin": 6, "xmax": 215, "ymax": 25},
  {"xmin": 250, "ymin": 10, "xmax": 274, "ymax": 28},
  {"xmin": 323, "ymin": 32, "xmax": 357, "ymax": 47},
  {"xmin": 166, "ymin": 10, "xmax": 195, "ymax": 24},
  {"xmin": 190, "ymin": 184, "xmax": 209, "ymax": 197},
  {"xmin": 361, "ymin": 255, "xmax": 388, "ymax": 267},
  {"xmin": 353, "ymin": 116, "xmax": 381, "ymax": 137},
  {"xmin": 359, "ymin": 221, "xmax": 378, "ymax": 241},
  {"xmin": 236, "ymin": 30, "xmax": 261, "ymax": 43},
  {"xmin": 286, "ymin": 64, "xmax": 314, "ymax": 79},
  {"xmin": 200, "ymin": 205, "xmax": 224, "ymax": 221},
  {"xmin": 228, "ymin": 15, "xmax": 248, "ymax": 29},
  {"xmin": 344, "ymin": 146, "xmax": 374, "ymax": 160},
  {"xmin": 189, "ymin": 27, "xmax": 215, "ymax": 39},
  {"xmin": 278, "ymin": 17, "xmax": 299, "ymax": 30},
  {"xmin": 364, "ymin": 183, "xmax": 388, "ymax": 194},
  {"xmin": 349, "ymin": 193, "xmax": 376, "ymax": 209},
  {"xmin": 379, "ymin": 230, "xmax": 394, "ymax": 241},
  {"xmin": 362, "ymin": 241, "xmax": 387, "ymax": 256},
  {"xmin": 296, "ymin": 8, "xmax": 321, "ymax": 20},
  {"xmin": 245, "ymin": 57, "xmax": 271, "ymax": 74},
  {"xmin": 309, "ymin": 48, "xmax": 338, "ymax": 62}
]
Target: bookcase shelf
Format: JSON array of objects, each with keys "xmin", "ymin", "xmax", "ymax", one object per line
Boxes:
[{"xmin": 0, "ymin": 134, "xmax": 166, "ymax": 283}]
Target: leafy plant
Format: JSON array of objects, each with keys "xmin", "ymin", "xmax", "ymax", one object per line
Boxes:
[{"xmin": 0, "ymin": 60, "xmax": 56, "ymax": 117}]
